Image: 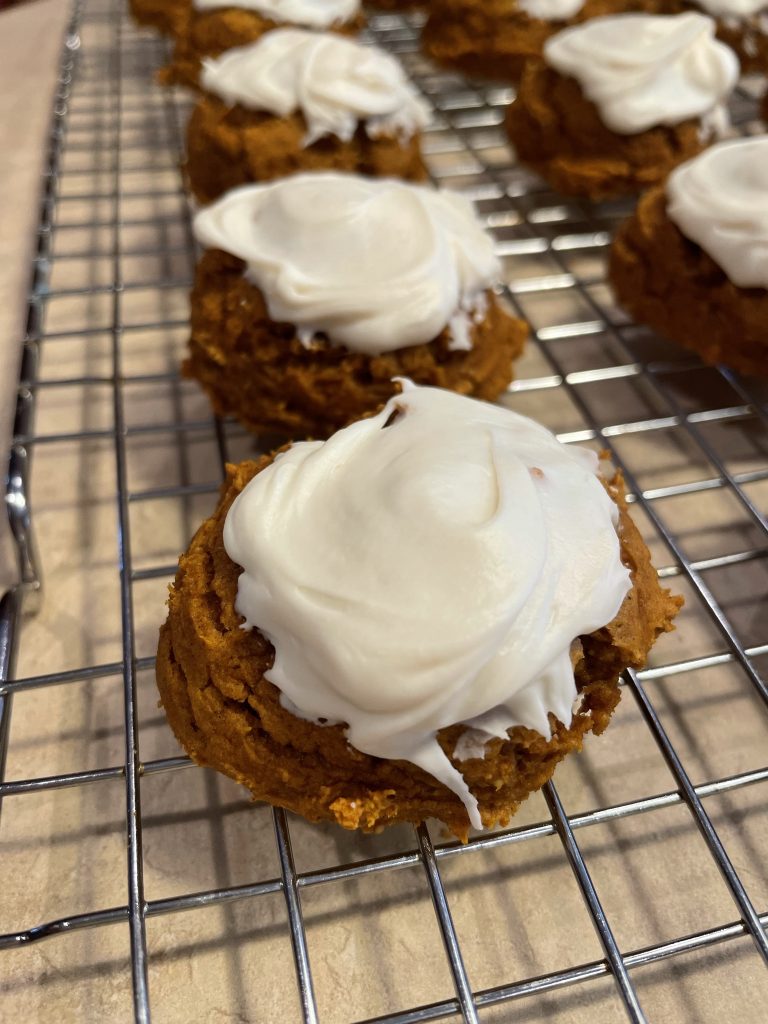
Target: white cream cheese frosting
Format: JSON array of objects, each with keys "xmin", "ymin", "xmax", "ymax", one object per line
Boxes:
[
  {"xmin": 193, "ymin": 174, "xmax": 501, "ymax": 355},
  {"xmin": 223, "ymin": 383, "xmax": 633, "ymax": 829},
  {"xmin": 692, "ymin": 0, "xmax": 766, "ymax": 19},
  {"xmin": 200, "ymin": 30, "xmax": 429, "ymax": 146},
  {"xmin": 193, "ymin": 0, "xmax": 361, "ymax": 28},
  {"xmin": 518, "ymin": 0, "xmax": 585, "ymax": 20},
  {"xmin": 666, "ymin": 137, "xmax": 768, "ymax": 289},
  {"xmin": 543, "ymin": 13, "xmax": 740, "ymax": 135}
]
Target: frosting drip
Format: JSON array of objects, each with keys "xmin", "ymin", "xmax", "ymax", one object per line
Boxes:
[
  {"xmin": 692, "ymin": 0, "xmax": 766, "ymax": 18},
  {"xmin": 666, "ymin": 137, "xmax": 768, "ymax": 289},
  {"xmin": 193, "ymin": 0, "xmax": 361, "ymax": 26},
  {"xmin": 518, "ymin": 0, "xmax": 585, "ymax": 20},
  {"xmin": 223, "ymin": 383, "xmax": 633, "ymax": 829},
  {"xmin": 544, "ymin": 13, "xmax": 739, "ymax": 134},
  {"xmin": 200, "ymin": 30, "xmax": 429, "ymax": 145},
  {"xmin": 193, "ymin": 174, "xmax": 501, "ymax": 355}
]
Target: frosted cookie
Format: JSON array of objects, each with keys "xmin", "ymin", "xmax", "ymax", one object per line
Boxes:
[
  {"xmin": 421, "ymin": 0, "xmax": 667, "ymax": 82},
  {"xmin": 186, "ymin": 173, "xmax": 527, "ymax": 438},
  {"xmin": 163, "ymin": 0, "xmax": 365, "ymax": 88},
  {"xmin": 505, "ymin": 13, "xmax": 739, "ymax": 200},
  {"xmin": 156, "ymin": 384, "xmax": 682, "ymax": 839},
  {"xmin": 610, "ymin": 136, "xmax": 768, "ymax": 375},
  {"xmin": 185, "ymin": 31, "xmax": 429, "ymax": 203},
  {"xmin": 686, "ymin": 0, "xmax": 768, "ymax": 73}
]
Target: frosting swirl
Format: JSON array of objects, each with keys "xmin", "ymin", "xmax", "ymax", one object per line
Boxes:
[
  {"xmin": 193, "ymin": 174, "xmax": 501, "ymax": 355},
  {"xmin": 200, "ymin": 30, "xmax": 429, "ymax": 145},
  {"xmin": 223, "ymin": 383, "xmax": 632, "ymax": 828},
  {"xmin": 544, "ymin": 13, "xmax": 739, "ymax": 134},
  {"xmin": 518, "ymin": 0, "xmax": 585, "ymax": 20},
  {"xmin": 666, "ymin": 137, "xmax": 768, "ymax": 289},
  {"xmin": 692, "ymin": 0, "xmax": 766, "ymax": 18},
  {"xmin": 193, "ymin": 0, "xmax": 361, "ymax": 26}
]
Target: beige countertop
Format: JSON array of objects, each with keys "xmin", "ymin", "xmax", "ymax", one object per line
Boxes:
[
  {"xmin": 0, "ymin": 0, "xmax": 72, "ymax": 592},
  {"xmin": 1, "ymin": 3, "xmax": 767, "ymax": 1022}
]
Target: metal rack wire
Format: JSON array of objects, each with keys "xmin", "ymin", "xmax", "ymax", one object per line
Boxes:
[{"xmin": 0, "ymin": 1, "xmax": 766, "ymax": 1021}]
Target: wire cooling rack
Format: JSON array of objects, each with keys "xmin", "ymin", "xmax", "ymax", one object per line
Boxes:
[{"xmin": 1, "ymin": 1, "xmax": 767, "ymax": 1021}]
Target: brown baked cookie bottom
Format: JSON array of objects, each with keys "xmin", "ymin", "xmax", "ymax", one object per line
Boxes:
[
  {"xmin": 185, "ymin": 101, "xmax": 427, "ymax": 206},
  {"xmin": 421, "ymin": 0, "xmax": 668, "ymax": 81},
  {"xmin": 714, "ymin": 18, "xmax": 768, "ymax": 74},
  {"xmin": 610, "ymin": 185, "xmax": 768, "ymax": 377},
  {"xmin": 506, "ymin": 61, "xmax": 707, "ymax": 200},
  {"xmin": 156, "ymin": 457, "xmax": 681, "ymax": 840},
  {"xmin": 422, "ymin": 0, "xmax": 564, "ymax": 81},
  {"xmin": 161, "ymin": 9, "xmax": 365, "ymax": 89},
  {"xmin": 185, "ymin": 248, "xmax": 528, "ymax": 439},
  {"xmin": 129, "ymin": 0, "xmax": 190, "ymax": 37}
]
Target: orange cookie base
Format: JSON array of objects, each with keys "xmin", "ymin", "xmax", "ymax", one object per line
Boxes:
[
  {"xmin": 422, "ymin": 0, "xmax": 555, "ymax": 81},
  {"xmin": 185, "ymin": 100, "xmax": 427, "ymax": 205},
  {"xmin": 610, "ymin": 185, "xmax": 768, "ymax": 376},
  {"xmin": 156, "ymin": 459, "xmax": 681, "ymax": 840},
  {"xmin": 185, "ymin": 248, "xmax": 528, "ymax": 439},
  {"xmin": 506, "ymin": 61, "xmax": 707, "ymax": 200},
  {"xmin": 421, "ymin": 0, "xmax": 668, "ymax": 81}
]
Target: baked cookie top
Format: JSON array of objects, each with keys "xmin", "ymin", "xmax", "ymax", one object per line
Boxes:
[
  {"xmin": 666, "ymin": 136, "xmax": 768, "ymax": 289},
  {"xmin": 200, "ymin": 29, "xmax": 429, "ymax": 144},
  {"xmin": 193, "ymin": 173, "xmax": 501, "ymax": 354},
  {"xmin": 223, "ymin": 383, "xmax": 633, "ymax": 828},
  {"xmin": 544, "ymin": 12, "xmax": 739, "ymax": 134}
]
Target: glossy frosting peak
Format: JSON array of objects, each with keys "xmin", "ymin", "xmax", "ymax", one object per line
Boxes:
[
  {"xmin": 200, "ymin": 30, "xmax": 429, "ymax": 145},
  {"xmin": 544, "ymin": 13, "xmax": 739, "ymax": 134},
  {"xmin": 666, "ymin": 137, "xmax": 768, "ymax": 289},
  {"xmin": 518, "ymin": 0, "xmax": 585, "ymax": 20},
  {"xmin": 223, "ymin": 384, "xmax": 633, "ymax": 828},
  {"xmin": 193, "ymin": 0, "xmax": 360, "ymax": 27},
  {"xmin": 193, "ymin": 174, "xmax": 501, "ymax": 355}
]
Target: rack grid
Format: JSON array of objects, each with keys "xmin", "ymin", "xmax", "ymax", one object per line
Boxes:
[{"xmin": 1, "ymin": 1, "xmax": 767, "ymax": 1022}]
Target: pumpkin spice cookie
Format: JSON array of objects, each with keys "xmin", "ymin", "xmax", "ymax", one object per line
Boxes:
[
  {"xmin": 505, "ymin": 13, "xmax": 739, "ymax": 200},
  {"xmin": 186, "ymin": 173, "xmax": 527, "ymax": 439},
  {"xmin": 157, "ymin": 385, "xmax": 682, "ymax": 839},
  {"xmin": 610, "ymin": 137, "xmax": 768, "ymax": 376},
  {"xmin": 185, "ymin": 30, "xmax": 429, "ymax": 204},
  {"xmin": 163, "ymin": 0, "xmax": 365, "ymax": 89},
  {"xmin": 421, "ymin": 0, "xmax": 667, "ymax": 82}
]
